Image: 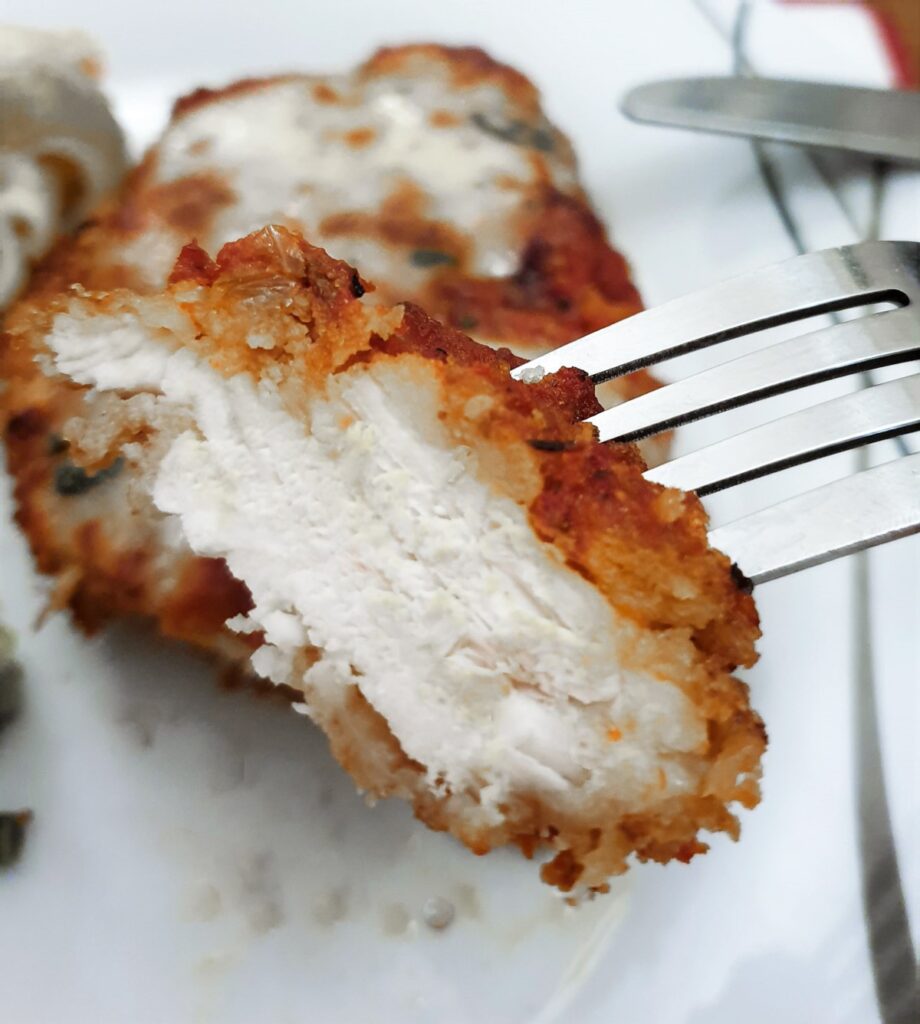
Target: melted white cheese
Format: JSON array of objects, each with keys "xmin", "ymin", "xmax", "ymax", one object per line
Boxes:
[
  {"xmin": 152, "ymin": 65, "xmax": 578, "ymax": 285},
  {"xmin": 46, "ymin": 311, "xmax": 705, "ymax": 812}
]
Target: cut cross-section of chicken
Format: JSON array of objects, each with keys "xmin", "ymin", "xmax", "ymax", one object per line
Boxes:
[
  {"xmin": 1, "ymin": 44, "xmax": 667, "ymax": 665},
  {"xmin": 5, "ymin": 225, "xmax": 763, "ymax": 891},
  {"xmin": 17, "ymin": 45, "xmax": 664, "ymax": 437}
]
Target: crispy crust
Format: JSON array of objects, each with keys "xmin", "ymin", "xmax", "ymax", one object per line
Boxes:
[
  {"xmin": 361, "ymin": 44, "xmax": 542, "ymax": 99},
  {"xmin": 15, "ymin": 44, "xmax": 650, "ymax": 369},
  {"xmin": 2, "ymin": 43, "xmax": 668, "ymax": 653},
  {"xmin": 189, "ymin": 230, "xmax": 764, "ymax": 887},
  {"xmin": 4, "ymin": 226, "xmax": 763, "ymax": 888}
]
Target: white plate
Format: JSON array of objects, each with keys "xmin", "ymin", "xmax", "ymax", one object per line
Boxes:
[{"xmin": 1, "ymin": 2, "xmax": 917, "ymax": 1022}]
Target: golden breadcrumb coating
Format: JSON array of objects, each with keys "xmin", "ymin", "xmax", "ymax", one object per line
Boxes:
[
  {"xmin": 2, "ymin": 43, "xmax": 668, "ymax": 654},
  {"xmin": 2, "ymin": 226, "xmax": 763, "ymax": 890}
]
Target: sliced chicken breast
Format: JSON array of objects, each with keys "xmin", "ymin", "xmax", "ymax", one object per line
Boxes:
[{"xmin": 4, "ymin": 225, "xmax": 763, "ymax": 891}]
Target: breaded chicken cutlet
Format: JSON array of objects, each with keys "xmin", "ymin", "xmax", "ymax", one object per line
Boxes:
[
  {"xmin": 36, "ymin": 45, "xmax": 651, "ymax": 368},
  {"xmin": 2, "ymin": 44, "xmax": 666, "ymax": 654},
  {"xmin": 2, "ymin": 225, "xmax": 764, "ymax": 890}
]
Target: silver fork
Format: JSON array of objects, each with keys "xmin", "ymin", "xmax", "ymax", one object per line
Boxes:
[{"xmin": 513, "ymin": 241, "xmax": 920, "ymax": 585}]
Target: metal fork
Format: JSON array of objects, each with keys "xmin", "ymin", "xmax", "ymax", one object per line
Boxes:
[{"xmin": 513, "ymin": 241, "xmax": 920, "ymax": 585}]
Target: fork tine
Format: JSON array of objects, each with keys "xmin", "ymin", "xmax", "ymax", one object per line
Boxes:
[
  {"xmin": 645, "ymin": 373, "xmax": 920, "ymax": 495},
  {"xmin": 708, "ymin": 452, "xmax": 920, "ymax": 585},
  {"xmin": 589, "ymin": 306, "xmax": 919, "ymax": 442},
  {"xmin": 511, "ymin": 241, "xmax": 919, "ymax": 382}
]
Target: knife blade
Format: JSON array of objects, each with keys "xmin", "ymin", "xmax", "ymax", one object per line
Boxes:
[{"xmin": 621, "ymin": 76, "xmax": 920, "ymax": 164}]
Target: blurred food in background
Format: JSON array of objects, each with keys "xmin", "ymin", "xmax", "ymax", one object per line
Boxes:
[{"xmin": 0, "ymin": 25, "xmax": 127, "ymax": 308}]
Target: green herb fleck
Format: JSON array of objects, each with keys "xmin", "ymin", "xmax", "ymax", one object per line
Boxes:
[
  {"xmin": 47, "ymin": 433, "xmax": 70, "ymax": 456},
  {"xmin": 0, "ymin": 645, "xmax": 23, "ymax": 736},
  {"xmin": 410, "ymin": 249, "xmax": 457, "ymax": 269},
  {"xmin": 471, "ymin": 112, "xmax": 555, "ymax": 152},
  {"xmin": 457, "ymin": 314, "xmax": 478, "ymax": 331},
  {"xmin": 54, "ymin": 456, "xmax": 124, "ymax": 497},
  {"xmin": 527, "ymin": 439, "xmax": 576, "ymax": 453},
  {"xmin": 0, "ymin": 811, "xmax": 31, "ymax": 870},
  {"xmin": 0, "ymin": 625, "xmax": 22, "ymax": 732},
  {"xmin": 530, "ymin": 128, "xmax": 556, "ymax": 152},
  {"xmin": 471, "ymin": 112, "xmax": 527, "ymax": 144}
]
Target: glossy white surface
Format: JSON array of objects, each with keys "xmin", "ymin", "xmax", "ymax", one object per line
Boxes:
[{"xmin": 1, "ymin": 2, "xmax": 917, "ymax": 1021}]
